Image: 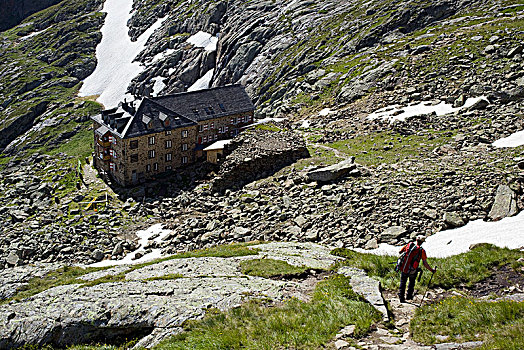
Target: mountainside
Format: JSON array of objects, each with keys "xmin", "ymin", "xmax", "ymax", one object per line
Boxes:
[
  {"xmin": 0, "ymin": 0, "xmax": 524, "ymax": 348},
  {"xmin": 0, "ymin": 0, "xmax": 522, "ymax": 266}
]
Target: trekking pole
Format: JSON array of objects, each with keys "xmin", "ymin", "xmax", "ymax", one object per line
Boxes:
[{"xmin": 419, "ymin": 266, "xmax": 437, "ymax": 307}]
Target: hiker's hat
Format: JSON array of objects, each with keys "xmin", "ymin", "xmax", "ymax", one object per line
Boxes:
[{"xmin": 416, "ymin": 235, "xmax": 425, "ymax": 243}]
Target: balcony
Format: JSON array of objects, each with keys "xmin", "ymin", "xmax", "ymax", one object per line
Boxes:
[{"xmin": 97, "ymin": 139, "xmax": 111, "ymax": 147}]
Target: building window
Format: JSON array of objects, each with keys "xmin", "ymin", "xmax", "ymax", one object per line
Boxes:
[
  {"xmin": 210, "ymin": 122, "xmax": 214, "ymax": 129},
  {"xmin": 147, "ymin": 121, "xmax": 153, "ymax": 129},
  {"xmin": 203, "ymin": 136, "xmax": 207, "ymax": 143},
  {"xmin": 148, "ymin": 136, "xmax": 155, "ymax": 145},
  {"xmin": 247, "ymin": 115, "xmax": 252, "ymax": 122},
  {"xmin": 166, "ymin": 140, "xmax": 172, "ymax": 148},
  {"xmin": 130, "ymin": 154, "xmax": 138, "ymax": 163},
  {"xmin": 165, "ymin": 130, "xmax": 171, "ymax": 135},
  {"xmin": 166, "ymin": 153, "xmax": 172, "ymax": 161},
  {"xmin": 154, "ymin": 163, "xmax": 158, "ymax": 171},
  {"xmin": 166, "ymin": 165, "xmax": 172, "ymax": 171},
  {"xmin": 182, "ymin": 156, "xmax": 188, "ymax": 164},
  {"xmin": 146, "ymin": 164, "xmax": 151, "ymax": 172},
  {"xmin": 130, "ymin": 140, "xmax": 138, "ymax": 149},
  {"xmin": 198, "ymin": 125, "xmax": 204, "ymax": 133},
  {"xmin": 218, "ymin": 103, "xmax": 226, "ymax": 112},
  {"xmin": 182, "ymin": 143, "xmax": 188, "ymax": 151},
  {"xmin": 218, "ymin": 127, "xmax": 223, "ymax": 134},
  {"xmin": 148, "ymin": 150, "xmax": 155, "ymax": 159},
  {"xmin": 182, "ymin": 130, "xmax": 188, "ymax": 138},
  {"xmin": 164, "ymin": 119, "xmax": 170, "ymax": 127}
]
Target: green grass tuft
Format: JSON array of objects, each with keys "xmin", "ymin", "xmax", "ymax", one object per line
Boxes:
[
  {"xmin": 154, "ymin": 275, "xmax": 381, "ymax": 350},
  {"xmin": 332, "ymin": 243, "xmax": 524, "ymax": 291},
  {"xmin": 411, "ymin": 296, "xmax": 524, "ymax": 345}
]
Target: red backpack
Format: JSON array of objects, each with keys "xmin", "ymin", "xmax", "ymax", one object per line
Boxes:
[{"xmin": 395, "ymin": 242, "xmax": 422, "ymax": 273}]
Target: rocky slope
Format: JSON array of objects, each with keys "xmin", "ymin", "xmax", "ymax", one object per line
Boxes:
[{"xmin": 0, "ymin": 0, "xmax": 523, "ymax": 268}]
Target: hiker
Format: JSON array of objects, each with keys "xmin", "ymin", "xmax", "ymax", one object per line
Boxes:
[{"xmin": 397, "ymin": 235, "xmax": 436, "ymax": 303}]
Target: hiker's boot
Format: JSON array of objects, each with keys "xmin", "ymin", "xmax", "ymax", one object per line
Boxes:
[
  {"xmin": 399, "ymin": 295, "xmax": 406, "ymax": 303},
  {"xmin": 406, "ymin": 294, "xmax": 413, "ymax": 301}
]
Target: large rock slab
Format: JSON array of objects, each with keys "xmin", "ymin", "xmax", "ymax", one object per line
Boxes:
[
  {"xmin": 0, "ymin": 263, "xmax": 63, "ymax": 300},
  {"xmin": 251, "ymin": 242, "xmax": 341, "ymax": 270},
  {"xmin": 338, "ymin": 266, "xmax": 389, "ymax": 322},
  {"xmin": 488, "ymin": 185, "xmax": 518, "ymax": 221},
  {"xmin": 0, "ymin": 242, "xmax": 339, "ymax": 348},
  {"xmin": 0, "ymin": 277, "xmax": 307, "ymax": 349},
  {"xmin": 306, "ymin": 157, "xmax": 356, "ymax": 183}
]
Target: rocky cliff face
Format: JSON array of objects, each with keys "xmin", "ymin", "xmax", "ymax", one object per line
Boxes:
[{"xmin": 0, "ymin": 0, "xmax": 63, "ymax": 31}]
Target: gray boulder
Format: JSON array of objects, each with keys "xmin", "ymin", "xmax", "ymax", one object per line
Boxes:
[
  {"xmin": 380, "ymin": 226, "xmax": 407, "ymax": 242},
  {"xmin": 91, "ymin": 249, "xmax": 104, "ymax": 262},
  {"xmin": 443, "ymin": 212, "xmax": 465, "ymax": 228},
  {"xmin": 6, "ymin": 251, "xmax": 20, "ymax": 266},
  {"xmin": 488, "ymin": 185, "xmax": 518, "ymax": 221},
  {"xmin": 305, "ymin": 157, "xmax": 356, "ymax": 182}
]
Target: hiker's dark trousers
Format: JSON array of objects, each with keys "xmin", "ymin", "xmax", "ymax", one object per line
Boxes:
[{"xmin": 399, "ymin": 271, "xmax": 417, "ymax": 300}]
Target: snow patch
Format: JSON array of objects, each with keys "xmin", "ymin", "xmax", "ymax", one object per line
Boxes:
[
  {"xmin": 493, "ymin": 130, "xmax": 524, "ymax": 148},
  {"xmin": 152, "ymin": 77, "xmax": 166, "ymax": 97},
  {"xmin": 79, "ymin": 0, "xmax": 166, "ymax": 108},
  {"xmin": 252, "ymin": 117, "xmax": 287, "ymax": 126},
  {"xmin": 186, "ymin": 31, "xmax": 218, "ymax": 51},
  {"xmin": 367, "ymin": 97, "xmax": 485, "ymax": 122},
  {"xmin": 355, "ymin": 211, "xmax": 524, "ymax": 258},
  {"xmin": 151, "ymin": 48, "xmax": 176, "ymax": 64},
  {"xmin": 318, "ymin": 108, "xmax": 335, "ymax": 116},
  {"xmin": 90, "ymin": 223, "xmax": 172, "ymax": 267},
  {"xmin": 188, "ymin": 69, "xmax": 214, "ymax": 92}
]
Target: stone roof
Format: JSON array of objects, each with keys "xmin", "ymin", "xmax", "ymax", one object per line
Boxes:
[
  {"xmin": 150, "ymin": 84, "xmax": 255, "ymax": 122},
  {"xmin": 124, "ymin": 98, "xmax": 196, "ymax": 139},
  {"xmin": 91, "ymin": 85, "xmax": 254, "ymax": 139}
]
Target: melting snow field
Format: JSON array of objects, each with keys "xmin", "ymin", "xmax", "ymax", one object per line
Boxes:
[
  {"xmin": 188, "ymin": 69, "xmax": 214, "ymax": 92},
  {"xmin": 355, "ymin": 211, "xmax": 524, "ymax": 258},
  {"xmin": 493, "ymin": 130, "xmax": 524, "ymax": 148},
  {"xmin": 367, "ymin": 97, "xmax": 486, "ymax": 122},
  {"xmin": 186, "ymin": 31, "xmax": 218, "ymax": 51},
  {"xmin": 78, "ymin": 0, "xmax": 165, "ymax": 108},
  {"xmin": 90, "ymin": 224, "xmax": 172, "ymax": 267}
]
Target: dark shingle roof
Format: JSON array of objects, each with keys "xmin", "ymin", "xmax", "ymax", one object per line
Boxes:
[
  {"xmin": 91, "ymin": 85, "xmax": 255, "ymax": 139},
  {"xmin": 124, "ymin": 98, "xmax": 196, "ymax": 138},
  {"xmin": 150, "ymin": 84, "xmax": 255, "ymax": 122}
]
